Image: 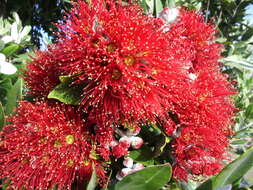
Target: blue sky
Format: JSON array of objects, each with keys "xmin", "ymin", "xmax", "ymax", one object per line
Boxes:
[{"xmin": 245, "ymin": 4, "xmax": 253, "ymax": 25}]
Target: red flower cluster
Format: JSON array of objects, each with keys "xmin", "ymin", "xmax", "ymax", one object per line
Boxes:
[
  {"xmin": 158, "ymin": 9, "xmax": 235, "ymax": 180},
  {"xmin": 25, "ymin": 0, "xmax": 189, "ymax": 125},
  {"xmin": 0, "ymin": 101, "xmax": 109, "ymax": 189},
  {"xmin": 0, "ymin": 0, "xmax": 235, "ymax": 187}
]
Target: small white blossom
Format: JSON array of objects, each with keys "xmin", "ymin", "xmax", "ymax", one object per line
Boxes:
[
  {"xmin": 1, "ymin": 15, "xmax": 31, "ymax": 44},
  {"xmin": 123, "ymin": 157, "xmax": 134, "ymax": 168},
  {"xmin": 0, "ymin": 53, "xmax": 17, "ymax": 75}
]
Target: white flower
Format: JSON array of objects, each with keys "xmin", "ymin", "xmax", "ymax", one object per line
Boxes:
[
  {"xmin": 1, "ymin": 21, "xmax": 31, "ymax": 44},
  {"xmin": 158, "ymin": 8, "xmax": 179, "ymax": 24},
  {"xmin": 123, "ymin": 157, "xmax": 134, "ymax": 168},
  {"xmin": 0, "ymin": 53, "xmax": 17, "ymax": 75}
]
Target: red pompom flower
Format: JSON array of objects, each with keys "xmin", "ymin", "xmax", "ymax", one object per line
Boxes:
[
  {"xmin": 0, "ymin": 101, "xmax": 108, "ymax": 189},
  {"xmin": 25, "ymin": 0, "xmax": 191, "ymax": 125}
]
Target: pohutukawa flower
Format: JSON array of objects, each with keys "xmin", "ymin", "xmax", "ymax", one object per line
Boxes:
[
  {"xmin": 24, "ymin": 48, "xmax": 62, "ymax": 97},
  {"xmin": 166, "ymin": 69, "xmax": 235, "ymax": 180},
  {"xmin": 25, "ymin": 0, "xmax": 189, "ymax": 125},
  {"xmin": 0, "ymin": 101, "xmax": 107, "ymax": 189}
]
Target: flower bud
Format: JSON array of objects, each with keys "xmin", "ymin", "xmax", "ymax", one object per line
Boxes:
[
  {"xmin": 132, "ymin": 163, "xmax": 145, "ymax": 171},
  {"xmin": 126, "ymin": 127, "xmax": 141, "ymax": 136},
  {"xmin": 130, "ymin": 136, "xmax": 144, "ymax": 149},
  {"xmin": 119, "ymin": 136, "xmax": 131, "ymax": 147},
  {"xmin": 123, "ymin": 157, "xmax": 134, "ymax": 168}
]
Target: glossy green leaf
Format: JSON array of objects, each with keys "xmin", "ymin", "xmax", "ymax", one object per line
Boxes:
[
  {"xmin": 221, "ymin": 56, "xmax": 253, "ymax": 71},
  {"xmin": 48, "ymin": 81, "xmax": 82, "ymax": 105},
  {"xmin": 154, "ymin": 0, "xmax": 163, "ymax": 16},
  {"xmin": 0, "ymin": 102, "xmax": 5, "ymax": 130},
  {"xmin": 1, "ymin": 43, "xmax": 20, "ymax": 56},
  {"xmin": 213, "ymin": 146, "xmax": 253, "ymax": 188},
  {"xmin": 6, "ymin": 78, "xmax": 23, "ymax": 115},
  {"xmin": 86, "ymin": 168, "xmax": 97, "ymax": 190},
  {"xmin": 197, "ymin": 147, "xmax": 253, "ymax": 190},
  {"xmin": 129, "ymin": 145, "xmax": 154, "ymax": 166},
  {"xmin": 115, "ymin": 164, "xmax": 172, "ymax": 190}
]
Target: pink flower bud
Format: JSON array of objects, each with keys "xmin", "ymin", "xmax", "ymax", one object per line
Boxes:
[
  {"xmin": 126, "ymin": 127, "xmax": 141, "ymax": 136},
  {"xmin": 132, "ymin": 163, "xmax": 145, "ymax": 171},
  {"xmin": 121, "ymin": 168, "xmax": 133, "ymax": 176},
  {"xmin": 123, "ymin": 157, "xmax": 134, "ymax": 168},
  {"xmin": 130, "ymin": 136, "xmax": 144, "ymax": 149},
  {"xmin": 119, "ymin": 136, "xmax": 131, "ymax": 147}
]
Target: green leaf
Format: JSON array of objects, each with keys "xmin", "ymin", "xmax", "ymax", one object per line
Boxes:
[
  {"xmin": 242, "ymin": 28, "xmax": 253, "ymax": 41},
  {"xmin": 244, "ymin": 167, "xmax": 253, "ymax": 186},
  {"xmin": 1, "ymin": 43, "xmax": 20, "ymax": 56},
  {"xmin": 231, "ymin": 139, "xmax": 248, "ymax": 145},
  {"xmin": 129, "ymin": 145, "xmax": 154, "ymax": 166},
  {"xmin": 213, "ymin": 146, "xmax": 253, "ymax": 188},
  {"xmin": 139, "ymin": 0, "xmax": 148, "ymax": 13},
  {"xmin": 195, "ymin": 178, "xmax": 213, "ymax": 190},
  {"xmin": 115, "ymin": 164, "xmax": 172, "ymax": 190},
  {"xmin": 215, "ymin": 185, "xmax": 232, "ymax": 190},
  {"xmin": 86, "ymin": 167, "xmax": 97, "ymax": 190},
  {"xmin": 166, "ymin": 0, "xmax": 176, "ymax": 8},
  {"xmin": 12, "ymin": 52, "xmax": 34, "ymax": 63},
  {"xmin": 221, "ymin": 56, "xmax": 253, "ymax": 71},
  {"xmin": 245, "ymin": 104, "xmax": 253, "ymax": 118},
  {"xmin": 0, "ymin": 102, "xmax": 5, "ymax": 130},
  {"xmin": 196, "ymin": 147, "xmax": 253, "ymax": 190},
  {"xmin": 59, "ymin": 75, "xmax": 72, "ymax": 83},
  {"xmin": 155, "ymin": 0, "xmax": 163, "ymax": 15},
  {"xmin": 47, "ymin": 79, "xmax": 82, "ymax": 105},
  {"xmin": 6, "ymin": 78, "xmax": 23, "ymax": 115}
]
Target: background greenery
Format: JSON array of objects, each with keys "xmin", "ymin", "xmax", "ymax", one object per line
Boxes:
[{"xmin": 0, "ymin": 0, "xmax": 253, "ymax": 190}]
